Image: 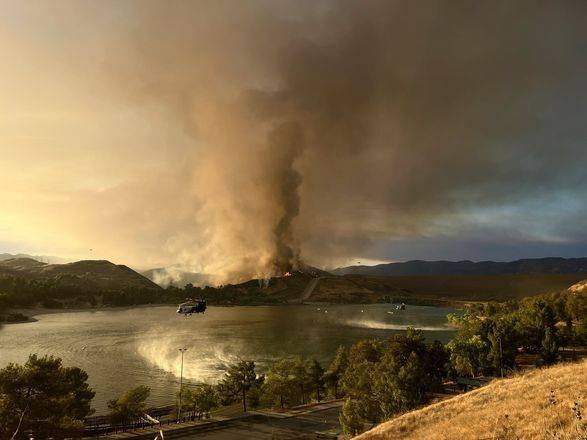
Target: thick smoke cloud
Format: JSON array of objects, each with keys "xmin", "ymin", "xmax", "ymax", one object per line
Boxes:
[
  {"xmin": 269, "ymin": 122, "xmax": 304, "ymax": 272},
  {"xmin": 3, "ymin": 1, "xmax": 585, "ymax": 282},
  {"xmin": 110, "ymin": 0, "xmax": 586, "ymax": 282}
]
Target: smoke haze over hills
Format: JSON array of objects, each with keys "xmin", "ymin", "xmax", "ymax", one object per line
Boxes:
[{"xmin": 1, "ymin": 1, "xmax": 586, "ymax": 283}]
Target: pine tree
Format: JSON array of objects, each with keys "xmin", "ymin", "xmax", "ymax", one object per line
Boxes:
[
  {"xmin": 339, "ymin": 398, "xmax": 364, "ymax": 436},
  {"xmin": 308, "ymin": 359, "xmax": 325, "ymax": 402}
]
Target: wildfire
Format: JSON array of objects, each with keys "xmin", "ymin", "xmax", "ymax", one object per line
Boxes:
[{"xmin": 283, "ymin": 271, "xmax": 292, "ymax": 277}]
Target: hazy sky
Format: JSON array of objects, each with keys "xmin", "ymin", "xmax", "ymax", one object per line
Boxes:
[{"xmin": 1, "ymin": 1, "xmax": 586, "ymax": 280}]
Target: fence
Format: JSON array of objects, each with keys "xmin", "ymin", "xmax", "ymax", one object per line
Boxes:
[{"xmin": 83, "ymin": 405, "xmax": 211, "ymax": 437}]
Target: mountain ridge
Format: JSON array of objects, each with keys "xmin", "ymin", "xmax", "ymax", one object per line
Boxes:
[
  {"xmin": 0, "ymin": 253, "xmax": 69, "ymax": 264},
  {"xmin": 334, "ymin": 257, "xmax": 587, "ymax": 276},
  {"xmin": 0, "ymin": 257, "xmax": 160, "ymax": 291}
]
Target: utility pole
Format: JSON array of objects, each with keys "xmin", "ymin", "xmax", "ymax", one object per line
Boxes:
[{"xmin": 178, "ymin": 348, "xmax": 188, "ymax": 422}]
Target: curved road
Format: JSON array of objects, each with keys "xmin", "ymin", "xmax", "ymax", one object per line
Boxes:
[{"xmin": 292, "ymin": 276, "xmax": 325, "ymax": 304}]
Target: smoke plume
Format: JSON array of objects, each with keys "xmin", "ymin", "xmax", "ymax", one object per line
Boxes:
[
  {"xmin": 115, "ymin": 0, "xmax": 587, "ymax": 282},
  {"xmin": 2, "ymin": 1, "xmax": 586, "ymax": 281}
]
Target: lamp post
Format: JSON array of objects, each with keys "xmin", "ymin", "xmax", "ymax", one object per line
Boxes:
[{"xmin": 178, "ymin": 348, "xmax": 188, "ymax": 422}]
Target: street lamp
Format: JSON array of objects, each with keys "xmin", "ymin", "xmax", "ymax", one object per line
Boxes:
[{"xmin": 178, "ymin": 348, "xmax": 188, "ymax": 422}]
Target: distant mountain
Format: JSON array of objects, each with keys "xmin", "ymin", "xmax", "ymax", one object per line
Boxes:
[
  {"xmin": 333, "ymin": 257, "xmax": 587, "ymax": 277},
  {"xmin": 0, "ymin": 253, "xmax": 69, "ymax": 264},
  {"xmin": 0, "ymin": 258, "xmax": 160, "ymax": 291}
]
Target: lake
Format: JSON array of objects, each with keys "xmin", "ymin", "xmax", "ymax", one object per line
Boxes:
[{"xmin": 0, "ymin": 304, "xmax": 457, "ymax": 414}]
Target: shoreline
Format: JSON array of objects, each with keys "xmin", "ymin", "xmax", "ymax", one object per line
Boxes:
[
  {"xmin": 2, "ymin": 300, "xmax": 465, "ymax": 327},
  {"xmin": 10, "ymin": 303, "xmax": 175, "ymax": 320}
]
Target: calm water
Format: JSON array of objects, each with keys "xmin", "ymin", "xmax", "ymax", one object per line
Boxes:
[{"xmin": 0, "ymin": 304, "xmax": 456, "ymax": 414}]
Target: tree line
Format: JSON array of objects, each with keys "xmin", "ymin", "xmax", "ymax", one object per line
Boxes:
[
  {"xmin": 0, "ymin": 276, "xmax": 281, "ymax": 314},
  {"xmin": 448, "ymin": 288, "xmax": 587, "ymax": 377},
  {"xmin": 1, "ymin": 288, "xmax": 585, "ymax": 438}
]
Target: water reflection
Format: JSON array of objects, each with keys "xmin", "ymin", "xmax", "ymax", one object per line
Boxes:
[{"xmin": 0, "ymin": 304, "xmax": 456, "ymax": 413}]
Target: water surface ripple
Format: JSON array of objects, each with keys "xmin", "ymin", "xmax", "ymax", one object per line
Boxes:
[{"xmin": 0, "ymin": 304, "xmax": 456, "ymax": 413}]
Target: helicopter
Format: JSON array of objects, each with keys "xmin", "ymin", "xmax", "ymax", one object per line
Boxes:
[{"xmin": 177, "ymin": 298, "xmax": 207, "ymax": 316}]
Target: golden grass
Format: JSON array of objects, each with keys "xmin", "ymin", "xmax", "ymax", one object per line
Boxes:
[{"xmin": 355, "ymin": 360, "xmax": 587, "ymax": 440}]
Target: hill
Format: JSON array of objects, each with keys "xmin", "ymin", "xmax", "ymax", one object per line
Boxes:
[
  {"xmin": 0, "ymin": 258, "xmax": 160, "ymax": 291},
  {"xmin": 197, "ymin": 269, "xmax": 325, "ymax": 304},
  {"xmin": 309, "ymin": 273, "xmax": 587, "ymax": 305},
  {"xmin": 171, "ymin": 270, "xmax": 584, "ymax": 305},
  {"xmin": 195, "ymin": 271, "xmax": 583, "ymax": 306},
  {"xmin": 569, "ymin": 279, "xmax": 587, "ymax": 294},
  {"xmin": 142, "ymin": 264, "xmax": 331, "ymax": 288},
  {"xmin": 1, "ymin": 256, "xmax": 583, "ymax": 307},
  {"xmin": 355, "ymin": 359, "xmax": 587, "ymax": 440},
  {"xmin": 0, "ymin": 253, "xmax": 68, "ymax": 264},
  {"xmin": 334, "ymin": 257, "xmax": 587, "ymax": 277}
]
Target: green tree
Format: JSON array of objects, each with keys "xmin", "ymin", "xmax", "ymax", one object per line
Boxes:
[
  {"xmin": 348, "ymin": 339, "xmax": 383, "ymax": 365},
  {"xmin": 194, "ymin": 384, "xmax": 218, "ymax": 417},
  {"xmin": 0, "ymin": 354, "xmax": 94, "ymax": 439},
  {"xmin": 180, "ymin": 387, "xmax": 196, "ymax": 418},
  {"xmin": 425, "ymin": 339, "xmax": 450, "ymax": 384},
  {"xmin": 0, "ymin": 293, "xmax": 9, "ymax": 313},
  {"xmin": 218, "ymin": 361, "xmax": 258, "ymax": 412},
  {"xmin": 486, "ymin": 317, "xmax": 518, "ymax": 375},
  {"xmin": 246, "ymin": 382, "xmax": 263, "ymax": 409},
  {"xmin": 540, "ymin": 327, "xmax": 559, "ymax": 365},
  {"xmin": 339, "ymin": 397, "xmax": 364, "ymax": 436},
  {"xmin": 447, "ymin": 311, "xmax": 492, "ymax": 377},
  {"xmin": 308, "ymin": 359, "xmax": 325, "ymax": 402},
  {"xmin": 373, "ymin": 330, "xmax": 444, "ymax": 419},
  {"xmin": 263, "ymin": 359, "xmax": 296, "ymax": 408},
  {"xmin": 340, "ymin": 358, "xmax": 380, "ymax": 422},
  {"xmin": 342, "ymin": 329, "xmax": 451, "ymax": 427},
  {"xmin": 514, "ymin": 299, "xmax": 557, "ymax": 350},
  {"xmin": 183, "ymin": 384, "xmax": 218, "ymax": 419},
  {"xmin": 107, "ymin": 385, "xmax": 150, "ymax": 426},
  {"xmin": 374, "ymin": 351, "xmax": 428, "ymax": 418},
  {"xmin": 325, "ymin": 345, "xmax": 348, "ymax": 398},
  {"xmin": 340, "ymin": 339, "xmax": 384, "ymax": 421},
  {"xmin": 292, "ymin": 357, "xmax": 311, "ymax": 405},
  {"xmin": 447, "ymin": 335, "xmax": 487, "ymax": 377},
  {"xmin": 566, "ymin": 290, "xmax": 587, "ymax": 346}
]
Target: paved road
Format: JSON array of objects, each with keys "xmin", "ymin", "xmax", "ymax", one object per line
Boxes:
[
  {"xmin": 292, "ymin": 277, "xmax": 323, "ymax": 304},
  {"xmin": 178, "ymin": 405, "xmax": 341, "ymax": 439},
  {"xmin": 104, "ymin": 401, "xmax": 342, "ymax": 440}
]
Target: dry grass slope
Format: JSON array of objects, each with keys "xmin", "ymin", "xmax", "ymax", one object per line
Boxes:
[
  {"xmin": 310, "ymin": 274, "xmax": 585, "ymax": 304},
  {"xmin": 355, "ymin": 360, "xmax": 587, "ymax": 440}
]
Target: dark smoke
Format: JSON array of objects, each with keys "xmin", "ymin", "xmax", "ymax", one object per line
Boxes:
[
  {"xmin": 110, "ymin": 0, "xmax": 587, "ymax": 281},
  {"xmin": 268, "ymin": 121, "xmax": 304, "ymax": 272}
]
